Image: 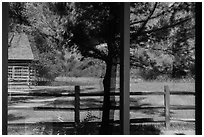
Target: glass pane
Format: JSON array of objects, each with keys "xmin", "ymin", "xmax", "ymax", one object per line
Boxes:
[
  {"xmin": 130, "ymin": 2, "xmax": 195, "ymax": 135},
  {"xmin": 8, "ymin": 2, "xmax": 121, "ymax": 135},
  {"xmin": 7, "ymin": 2, "xmax": 195, "ymax": 135}
]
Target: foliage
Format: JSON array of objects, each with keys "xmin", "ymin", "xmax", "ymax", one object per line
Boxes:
[
  {"xmin": 9, "ymin": 2, "xmax": 108, "ymax": 79},
  {"xmin": 8, "ymin": 2, "xmax": 195, "ymax": 80},
  {"xmin": 74, "ymin": 111, "xmax": 100, "ymax": 135},
  {"xmin": 61, "ymin": 57, "xmax": 106, "ymax": 78},
  {"xmin": 130, "ymin": 2, "xmax": 195, "ymax": 79}
]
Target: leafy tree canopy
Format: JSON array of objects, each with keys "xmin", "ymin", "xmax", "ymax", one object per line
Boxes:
[{"xmin": 9, "ymin": 2, "xmax": 195, "ymax": 79}]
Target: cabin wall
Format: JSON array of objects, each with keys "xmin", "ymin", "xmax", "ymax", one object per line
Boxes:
[{"xmin": 8, "ymin": 60, "xmax": 37, "ymax": 88}]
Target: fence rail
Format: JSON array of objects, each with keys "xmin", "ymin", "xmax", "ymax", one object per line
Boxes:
[
  {"xmin": 8, "ymin": 91, "xmax": 195, "ymax": 97},
  {"xmin": 8, "ymin": 85, "xmax": 195, "ymax": 129}
]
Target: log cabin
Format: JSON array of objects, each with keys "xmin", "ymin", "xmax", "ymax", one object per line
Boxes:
[{"xmin": 8, "ymin": 32, "xmax": 39, "ymax": 88}]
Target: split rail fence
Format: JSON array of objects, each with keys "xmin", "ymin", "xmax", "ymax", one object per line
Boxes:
[{"xmin": 8, "ymin": 85, "xmax": 195, "ymax": 129}]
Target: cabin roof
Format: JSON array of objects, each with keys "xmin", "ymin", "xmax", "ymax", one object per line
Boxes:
[{"xmin": 8, "ymin": 33, "xmax": 39, "ymax": 61}]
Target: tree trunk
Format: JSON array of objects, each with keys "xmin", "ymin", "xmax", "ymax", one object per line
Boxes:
[
  {"xmin": 99, "ymin": 58, "xmax": 117, "ymax": 135},
  {"xmin": 172, "ymin": 62, "xmax": 176, "ymax": 78},
  {"xmin": 99, "ymin": 3, "xmax": 119, "ymax": 134}
]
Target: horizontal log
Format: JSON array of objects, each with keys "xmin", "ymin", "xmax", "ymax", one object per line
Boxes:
[
  {"xmin": 9, "ymin": 93, "xmax": 74, "ymax": 97},
  {"xmin": 8, "ymin": 105, "xmax": 165, "ymax": 111},
  {"xmin": 170, "ymin": 118, "xmax": 195, "ymax": 122},
  {"xmin": 9, "ymin": 91, "xmax": 164, "ymax": 97},
  {"xmin": 9, "ymin": 79, "xmax": 30, "ymax": 81},
  {"xmin": 8, "ymin": 106, "xmax": 75, "ymax": 111},
  {"xmin": 170, "ymin": 91, "xmax": 195, "ymax": 95},
  {"xmin": 8, "ymin": 91, "xmax": 196, "ymax": 97},
  {"xmin": 170, "ymin": 105, "xmax": 195, "ymax": 110},
  {"xmin": 8, "ymin": 119, "xmax": 166, "ymax": 126},
  {"xmin": 130, "ymin": 91, "xmax": 164, "ymax": 95},
  {"xmin": 8, "ymin": 83, "xmax": 28, "ymax": 85},
  {"xmin": 130, "ymin": 106, "xmax": 165, "ymax": 110},
  {"xmin": 80, "ymin": 106, "xmax": 165, "ymax": 110},
  {"xmin": 9, "ymin": 83, "xmax": 31, "ymax": 85},
  {"xmin": 8, "ymin": 105, "xmax": 194, "ymax": 112}
]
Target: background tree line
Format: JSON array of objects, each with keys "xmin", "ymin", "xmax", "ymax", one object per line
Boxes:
[
  {"xmin": 9, "ymin": 2, "xmax": 195, "ymax": 81},
  {"xmin": 9, "ymin": 2, "xmax": 106, "ymax": 80}
]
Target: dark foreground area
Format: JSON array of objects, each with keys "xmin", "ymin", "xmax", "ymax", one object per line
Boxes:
[{"xmin": 8, "ymin": 122, "xmax": 195, "ymax": 135}]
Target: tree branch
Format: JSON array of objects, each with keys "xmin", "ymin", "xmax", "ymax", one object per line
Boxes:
[
  {"xmin": 139, "ymin": 17, "xmax": 192, "ymax": 35},
  {"xmin": 130, "ymin": 2, "xmax": 176, "ymax": 26},
  {"xmin": 80, "ymin": 44, "xmax": 108, "ymax": 61},
  {"xmin": 134, "ymin": 3, "xmax": 158, "ymax": 36},
  {"xmin": 85, "ymin": 52, "xmax": 107, "ymax": 61}
]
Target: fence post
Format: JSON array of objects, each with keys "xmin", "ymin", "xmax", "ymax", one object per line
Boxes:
[
  {"xmin": 164, "ymin": 85, "xmax": 170, "ymax": 129},
  {"xmin": 75, "ymin": 86, "xmax": 80, "ymax": 130}
]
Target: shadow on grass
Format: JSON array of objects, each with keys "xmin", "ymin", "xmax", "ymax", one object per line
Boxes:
[
  {"xmin": 9, "ymin": 96, "xmax": 36, "ymax": 104},
  {"xmin": 8, "ymin": 122, "xmax": 161, "ymax": 135},
  {"xmin": 130, "ymin": 124, "xmax": 161, "ymax": 135},
  {"xmin": 40, "ymin": 96, "xmax": 169, "ymax": 118},
  {"xmin": 80, "ymin": 87, "xmax": 98, "ymax": 92},
  {"xmin": 8, "ymin": 95, "xmax": 56, "ymax": 106},
  {"xmin": 8, "ymin": 114, "xmax": 26, "ymax": 121},
  {"xmin": 24, "ymin": 87, "xmax": 99, "ymax": 95},
  {"xmin": 43, "ymin": 97, "xmax": 103, "ymax": 108},
  {"xmin": 43, "ymin": 97, "xmax": 149, "ymax": 110},
  {"xmin": 50, "ymin": 81, "xmax": 96, "ymax": 86},
  {"xmin": 130, "ymin": 97, "xmax": 152, "ymax": 108}
]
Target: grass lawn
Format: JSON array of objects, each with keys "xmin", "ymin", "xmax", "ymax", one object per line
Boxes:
[{"xmin": 8, "ymin": 77, "xmax": 195, "ymax": 135}]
